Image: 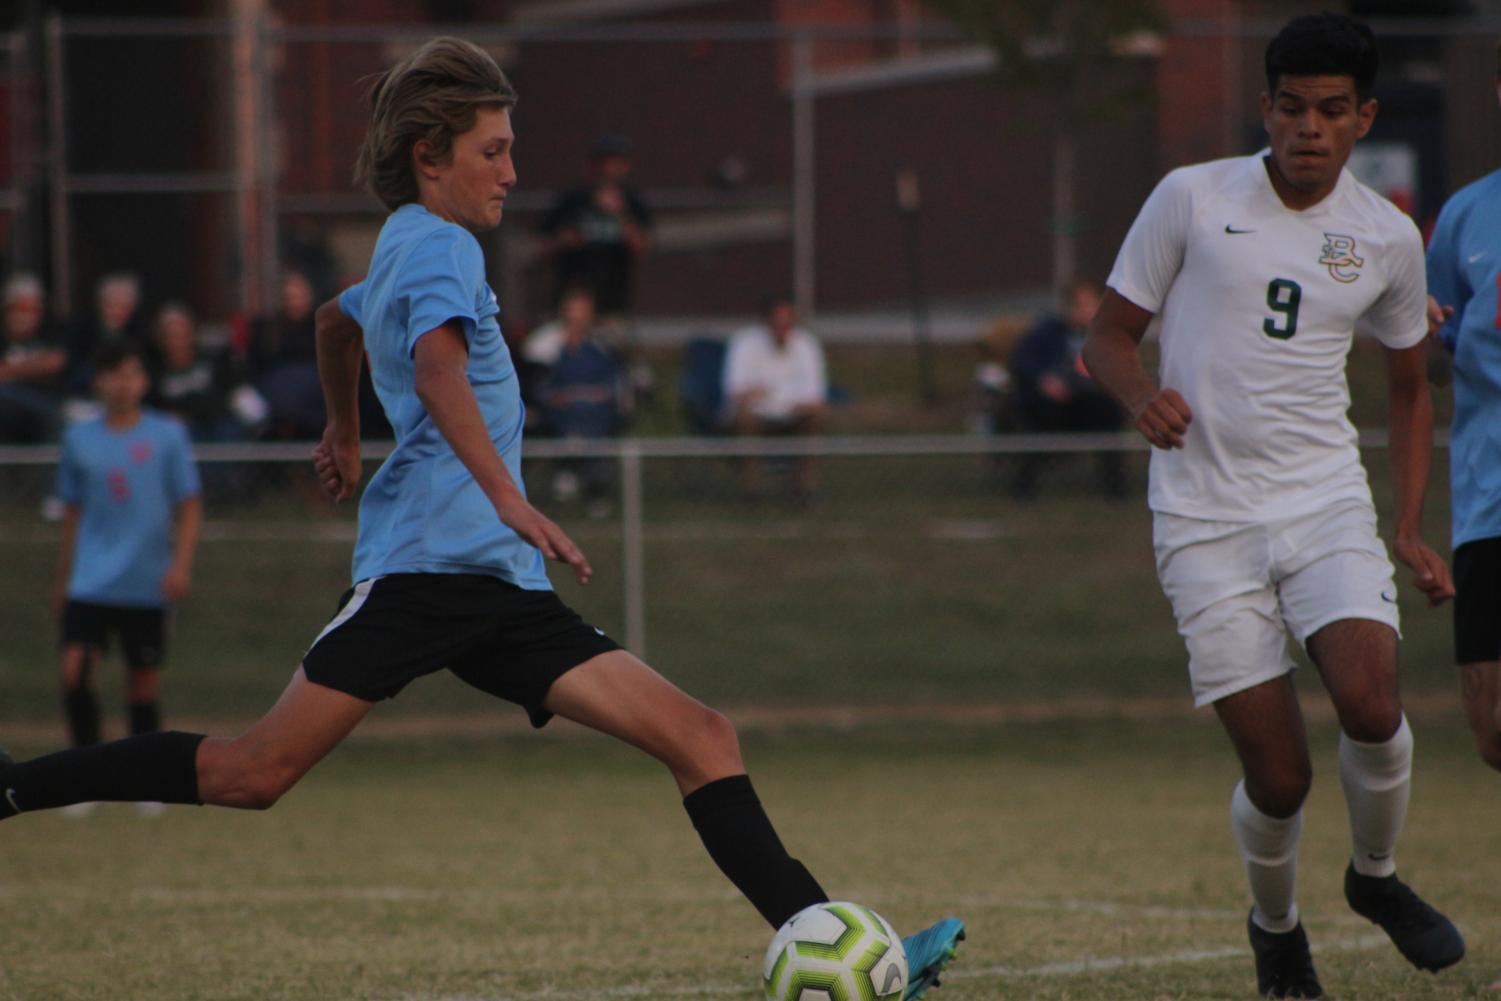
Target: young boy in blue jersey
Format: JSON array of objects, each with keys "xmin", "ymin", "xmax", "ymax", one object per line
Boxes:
[
  {"xmin": 1426, "ymin": 39, "xmax": 1501, "ymax": 776},
  {"xmin": 51, "ymin": 342, "xmax": 202, "ymax": 815},
  {"xmin": 0, "ymin": 38, "xmax": 962, "ymax": 997}
]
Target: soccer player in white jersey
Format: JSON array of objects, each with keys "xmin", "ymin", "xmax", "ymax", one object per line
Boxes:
[
  {"xmin": 1083, "ymin": 13, "xmax": 1462, "ymax": 998},
  {"xmin": 0, "ymin": 37, "xmax": 964, "ymax": 999}
]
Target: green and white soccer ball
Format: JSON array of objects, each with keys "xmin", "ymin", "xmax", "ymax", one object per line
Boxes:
[{"xmin": 762, "ymin": 901, "xmax": 908, "ymax": 1001}]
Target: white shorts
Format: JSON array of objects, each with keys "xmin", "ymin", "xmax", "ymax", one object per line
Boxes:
[{"xmin": 1153, "ymin": 498, "xmax": 1401, "ymax": 707}]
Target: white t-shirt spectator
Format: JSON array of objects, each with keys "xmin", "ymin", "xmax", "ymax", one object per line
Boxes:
[{"xmin": 722, "ymin": 325, "xmax": 827, "ymax": 422}]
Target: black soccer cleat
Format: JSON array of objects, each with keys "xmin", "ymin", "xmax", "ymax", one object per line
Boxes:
[
  {"xmin": 1247, "ymin": 910, "xmax": 1324, "ymax": 999},
  {"xmin": 0, "ymin": 746, "xmax": 17, "ymax": 820},
  {"xmin": 1344, "ymin": 863, "xmax": 1465, "ymax": 973}
]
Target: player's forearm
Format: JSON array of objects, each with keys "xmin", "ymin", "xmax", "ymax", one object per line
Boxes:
[
  {"xmin": 417, "ymin": 364, "xmax": 524, "ymax": 511},
  {"xmin": 53, "ymin": 507, "xmax": 79, "ymax": 590},
  {"xmin": 1081, "ymin": 325, "xmax": 1156, "ymax": 415},
  {"xmin": 1386, "ymin": 372, "xmax": 1435, "ymax": 542},
  {"xmin": 172, "ymin": 495, "xmax": 203, "ymax": 572},
  {"xmin": 315, "ymin": 298, "xmax": 364, "ymax": 439}
]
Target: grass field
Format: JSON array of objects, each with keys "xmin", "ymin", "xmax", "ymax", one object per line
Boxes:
[
  {"xmin": 1, "ymin": 710, "xmax": 1496, "ymax": 1001},
  {"xmin": 0, "ymin": 337, "xmax": 1479, "ymax": 999}
]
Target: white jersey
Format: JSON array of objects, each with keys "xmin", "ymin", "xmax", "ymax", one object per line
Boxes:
[{"xmin": 1107, "ymin": 151, "xmax": 1427, "ymax": 522}]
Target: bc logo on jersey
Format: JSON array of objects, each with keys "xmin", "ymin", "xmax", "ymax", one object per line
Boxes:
[{"xmin": 1319, "ymin": 233, "xmax": 1364, "ymax": 283}]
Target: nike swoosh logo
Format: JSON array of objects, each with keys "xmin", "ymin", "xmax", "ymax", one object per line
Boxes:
[
  {"xmin": 1224, "ymin": 225, "xmax": 1256, "ymax": 234},
  {"xmin": 1469, "ymin": 253, "xmax": 1488, "ymax": 264},
  {"xmin": 4, "ymin": 787, "xmax": 19, "ymax": 813},
  {"xmin": 1368, "ymin": 851, "xmax": 1392, "ymax": 861},
  {"xmin": 1380, "ymin": 590, "xmax": 1397, "ymax": 603}
]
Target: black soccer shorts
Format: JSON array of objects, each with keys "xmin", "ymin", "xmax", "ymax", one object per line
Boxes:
[
  {"xmin": 1454, "ymin": 537, "xmax": 1501, "ymax": 664},
  {"xmin": 300, "ymin": 573, "xmax": 621, "ymax": 727},
  {"xmin": 60, "ymin": 601, "xmax": 169, "ymax": 670}
]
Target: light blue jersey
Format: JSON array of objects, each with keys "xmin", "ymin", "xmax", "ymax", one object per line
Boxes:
[
  {"xmin": 56, "ymin": 411, "xmax": 201, "ymax": 607},
  {"xmin": 339, "ymin": 203, "xmax": 549, "ymax": 589},
  {"xmin": 1427, "ymin": 167, "xmax": 1501, "ymax": 550}
]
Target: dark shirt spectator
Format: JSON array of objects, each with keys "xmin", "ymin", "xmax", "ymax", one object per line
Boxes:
[
  {"xmin": 538, "ymin": 134, "xmax": 652, "ymax": 318},
  {"xmin": 0, "ymin": 273, "xmax": 67, "ymax": 442},
  {"xmin": 150, "ymin": 302, "xmax": 261, "ymax": 442},
  {"xmin": 248, "ymin": 270, "xmax": 324, "ymax": 440},
  {"xmin": 63, "ymin": 272, "xmax": 152, "ymax": 394},
  {"xmin": 529, "ymin": 289, "xmax": 625, "ymax": 512},
  {"xmin": 1010, "ymin": 277, "xmax": 1127, "ymax": 498}
]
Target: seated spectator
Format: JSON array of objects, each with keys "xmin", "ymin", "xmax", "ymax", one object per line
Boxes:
[
  {"xmin": 248, "ymin": 270, "xmax": 323, "ymax": 440},
  {"xmin": 0, "ymin": 273, "xmax": 67, "ymax": 442},
  {"xmin": 722, "ymin": 294, "xmax": 828, "ymax": 499},
  {"xmin": 532, "ymin": 288, "xmax": 627, "ymax": 514},
  {"xmin": 150, "ymin": 302, "xmax": 264, "ymax": 442},
  {"xmin": 63, "ymin": 271, "xmax": 151, "ymax": 396},
  {"xmin": 1009, "ymin": 277, "xmax": 1127, "ymax": 499}
]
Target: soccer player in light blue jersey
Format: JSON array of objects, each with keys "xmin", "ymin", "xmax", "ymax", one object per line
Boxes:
[
  {"xmin": 51, "ymin": 342, "xmax": 201, "ymax": 816},
  {"xmin": 1425, "ymin": 39, "xmax": 1501, "ymax": 777},
  {"xmin": 2, "ymin": 38, "xmax": 962, "ymax": 997}
]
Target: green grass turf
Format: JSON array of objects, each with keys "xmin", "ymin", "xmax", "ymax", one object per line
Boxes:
[{"xmin": 0, "ymin": 710, "xmax": 1495, "ymax": 1000}]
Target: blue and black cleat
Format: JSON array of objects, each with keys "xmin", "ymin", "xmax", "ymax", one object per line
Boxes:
[{"xmin": 901, "ymin": 916, "xmax": 966, "ymax": 1000}]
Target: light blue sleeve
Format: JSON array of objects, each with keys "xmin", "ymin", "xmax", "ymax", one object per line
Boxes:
[
  {"xmin": 55, "ymin": 429, "xmax": 83, "ymax": 504},
  {"xmin": 338, "ymin": 281, "xmax": 367, "ymax": 327},
  {"xmin": 166, "ymin": 422, "xmax": 202, "ymax": 502},
  {"xmin": 399, "ymin": 228, "xmax": 484, "ymax": 358},
  {"xmin": 1425, "ymin": 196, "xmax": 1469, "ymax": 352}
]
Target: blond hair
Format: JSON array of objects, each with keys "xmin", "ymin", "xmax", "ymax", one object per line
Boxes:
[{"xmin": 354, "ymin": 37, "xmax": 517, "ymax": 211}]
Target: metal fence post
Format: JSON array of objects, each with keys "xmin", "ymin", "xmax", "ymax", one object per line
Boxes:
[{"xmin": 620, "ymin": 440, "xmax": 646, "ymax": 657}]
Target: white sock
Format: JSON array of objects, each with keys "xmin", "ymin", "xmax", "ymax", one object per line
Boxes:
[
  {"xmin": 1231, "ymin": 780, "xmax": 1302, "ymax": 933},
  {"xmin": 1339, "ymin": 714, "xmax": 1412, "ymax": 878}
]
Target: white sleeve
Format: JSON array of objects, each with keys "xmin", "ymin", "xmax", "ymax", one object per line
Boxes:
[
  {"xmin": 795, "ymin": 336, "xmax": 827, "ymax": 405},
  {"xmin": 722, "ymin": 330, "xmax": 756, "ymax": 397},
  {"xmin": 1362, "ymin": 218, "xmax": 1428, "ymax": 350},
  {"xmin": 1106, "ymin": 167, "xmax": 1194, "ymax": 314}
]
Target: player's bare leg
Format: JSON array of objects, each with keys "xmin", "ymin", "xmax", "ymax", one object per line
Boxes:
[
  {"xmin": 542, "ymin": 649, "xmax": 742, "ymax": 795},
  {"xmin": 1307, "ymin": 618, "xmax": 1464, "ymax": 973},
  {"xmin": 1, "ymin": 666, "xmax": 369, "ymax": 819},
  {"xmin": 196, "ymin": 666, "xmax": 371, "ymax": 809},
  {"xmin": 1459, "ymin": 660, "xmax": 1501, "ymax": 772},
  {"xmin": 1215, "ymin": 677, "xmax": 1322, "ymax": 998}
]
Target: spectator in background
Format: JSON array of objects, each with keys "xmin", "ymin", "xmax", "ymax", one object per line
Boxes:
[
  {"xmin": 531, "ymin": 288, "xmax": 627, "ymax": 514},
  {"xmin": 722, "ymin": 294, "xmax": 828, "ymax": 500},
  {"xmin": 1009, "ymin": 277, "xmax": 1127, "ymax": 499},
  {"xmin": 0, "ymin": 273, "xmax": 67, "ymax": 443},
  {"xmin": 538, "ymin": 133, "xmax": 652, "ymax": 322},
  {"xmin": 150, "ymin": 302, "xmax": 264, "ymax": 443},
  {"xmin": 248, "ymin": 270, "xmax": 324, "ymax": 440},
  {"xmin": 64, "ymin": 272, "xmax": 151, "ymax": 395}
]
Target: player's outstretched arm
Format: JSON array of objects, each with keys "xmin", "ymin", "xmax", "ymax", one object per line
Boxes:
[
  {"xmin": 1082, "ymin": 289, "xmax": 1192, "ymax": 449},
  {"xmin": 413, "ymin": 322, "xmax": 593, "ymax": 585},
  {"xmin": 314, "ymin": 297, "xmax": 366, "ymax": 501},
  {"xmin": 1424, "ymin": 295, "xmax": 1455, "ymax": 388},
  {"xmin": 1385, "ymin": 339, "xmax": 1455, "ymax": 606}
]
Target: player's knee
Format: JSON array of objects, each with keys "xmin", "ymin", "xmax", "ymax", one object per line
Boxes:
[
  {"xmin": 237, "ymin": 764, "xmax": 300, "ymax": 811},
  {"xmin": 1476, "ymin": 733, "xmax": 1501, "ymax": 774},
  {"xmin": 1336, "ymin": 693, "xmax": 1402, "ymax": 744},
  {"xmin": 1250, "ymin": 765, "xmax": 1311, "ymax": 818}
]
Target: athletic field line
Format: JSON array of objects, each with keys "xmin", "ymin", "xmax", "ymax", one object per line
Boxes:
[{"xmin": 372, "ymin": 933, "xmax": 1391, "ymax": 1001}]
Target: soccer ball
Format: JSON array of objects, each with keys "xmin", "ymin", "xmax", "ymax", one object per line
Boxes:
[{"xmin": 763, "ymin": 901, "xmax": 908, "ymax": 1001}]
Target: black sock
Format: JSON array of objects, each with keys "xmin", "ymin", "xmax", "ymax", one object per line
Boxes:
[
  {"xmin": 62, "ymin": 686, "xmax": 101, "ymax": 747},
  {"xmin": 0, "ymin": 731, "xmax": 205, "ymax": 818},
  {"xmin": 683, "ymin": 774, "xmax": 828, "ymax": 928},
  {"xmin": 129, "ymin": 700, "xmax": 161, "ymax": 736}
]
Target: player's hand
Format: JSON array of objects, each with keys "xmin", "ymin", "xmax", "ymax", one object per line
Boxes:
[
  {"xmin": 1425, "ymin": 295, "xmax": 1454, "ymax": 339},
  {"xmin": 162, "ymin": 562, "xmax": 192, "ymax": 601},
  {"xmin": 1039, "ymin": 372, "xmax": 1071, "ymax": 404},
  {"xmin": 1393, "ymin": 535, "xmax": 1455, "ymax": 607},
  {"xmin": 313, "ymin": 429, "xmax": 362, "ymax": 502},
  {"xmin": 495, "ymin": 489, "xmax": 593, "ymax": 585},
  {"xmin": 1130, "ymin": 388, "xmax": 1193, "ymax": 449}
]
